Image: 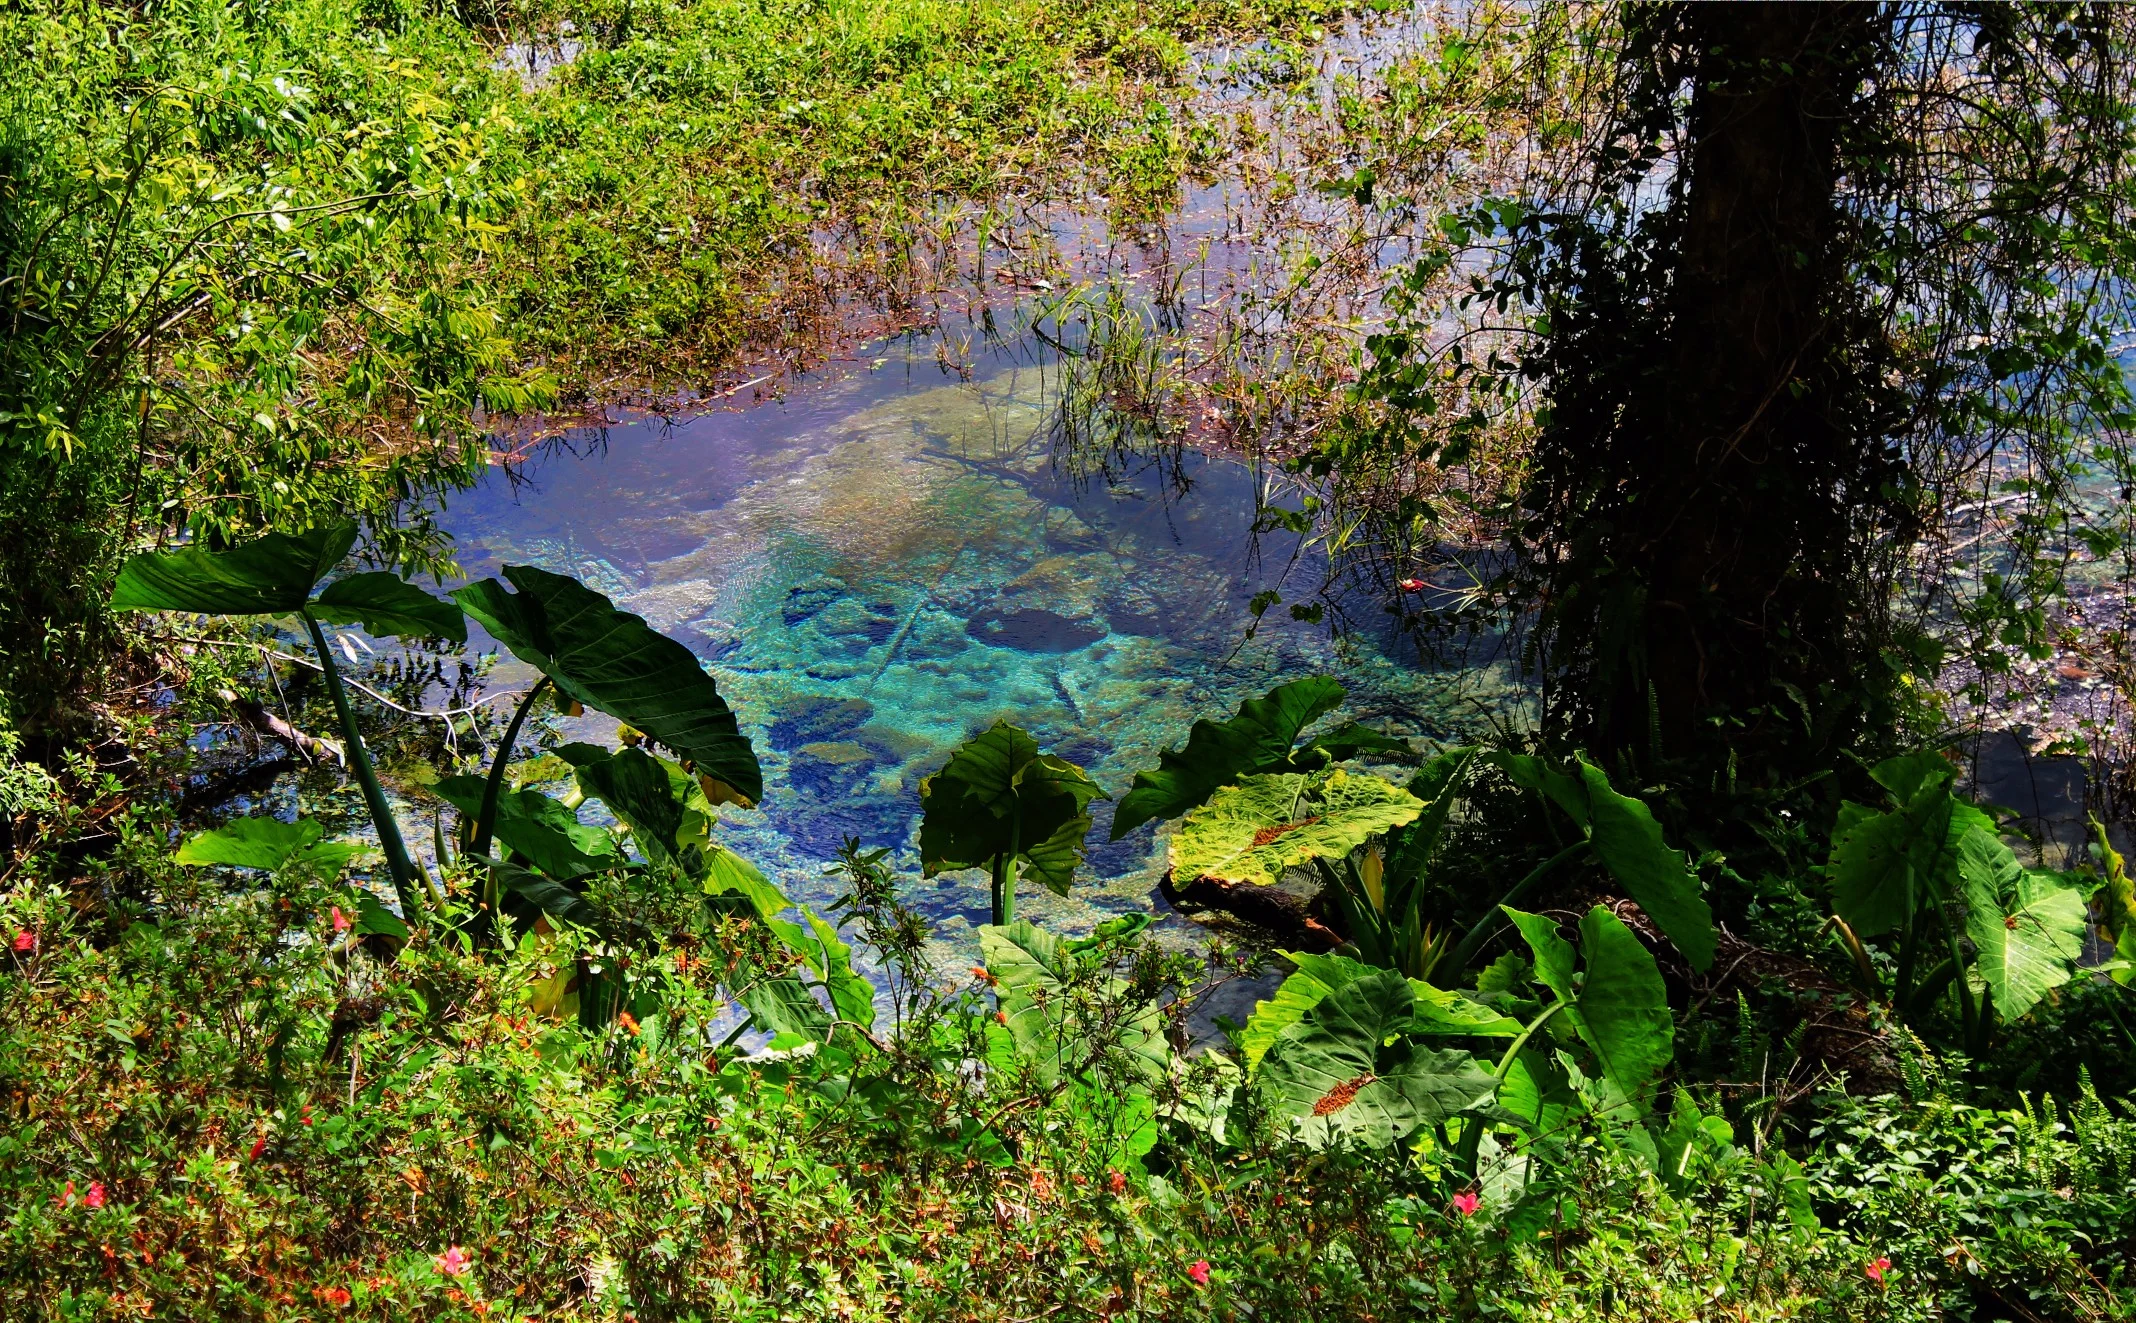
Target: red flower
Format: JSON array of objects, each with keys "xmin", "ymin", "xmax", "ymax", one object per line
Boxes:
[
  {"xmin": 1186, "ymin": 1259, "xmax": 1211, "ymax": 1287},
  {"xmin": 1866, "ymin": 1256, "xmax": 1891, "ymax": 1284},
  {"xmin": 249, "ymin": 1133, "xmax": 268, "ymax": 1161},
  {"xmin": 11, "ymin": 929, "xmax": 34, "ymax": 953},
  {"xmin": 1107, "ymin": 1169, "xmax": 1127, "ymax": 1196},
  {"xmin": 53, "ymin": 1181, "xmax": 73, "ymax": 1208},
  {"xmin": 83, "ymin": 1182, "xmax": 105, "ymax": 1210},
  {"xmin": 434, "ymin": 1246, "xmax": 472, "ymax": 1277},
  {"xmin": 1397, "ymin": 578, "xmax": 1426, "ymax": 592},
  {"xmin": 300, "ymin": 1105, "xmax": 314, "ymax": 1127},
  {"xmin": 1451, "ymin": 1190, "xmax": 1480, "ymax": 1217},
  {"xmin": 331, "ymin": 907, "xmax": 351, "ymax": 933},
  {"xmin": 316, "ymin": 1285, "xmax": 352, "ymax": 1308}
]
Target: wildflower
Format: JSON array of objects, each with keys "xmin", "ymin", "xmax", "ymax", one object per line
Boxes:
[
  {"xmin": 1397, "ymin": 578, "xmax": 1426, "ymax": 592},
  {"xmin": 435, "ymin": 1246, "xmax": 472, "ymax": 1277},
  {"xmin": 994, "ymin": 1010, "xmax": 1009, "ymax": 1025},
  {"xmin": 616, "ymin": 1011, "xmax": 640, "ymax": 1036},
  {"xmin": 11, "ymin": 929, "xmax": 33, "ymax": 953},
  {"xmin": 300, "ymin": 1105, "xmax": 314, "ymax": 1127},
  {"xmin": 1186, "ymin": 1259, "xmax": 1211, "ymax": 1287},
  {"xmin": 1866, "ymin": 1257, "xmax": 1891, "ymax": 1284},
  {"xmin": 249, "ymin": 1133, "xmax": 268, "ymax": 1161},
  {"xmin": 316, "ymin": 1285, "xmax": 352, "ymax": 1308},
  {"xmin": 84, "ymin": 1182, "xmax": 105, "ymax": 1210},
  {"xmin": 1108, "ymin": 1169, "xmax": 1127, "ymax": 1196},
  {"xmin": 54, "ymin": 1181, "xmax": 73, "ymax": 1208},
  {"xmin": 1451, "ymin": 1190, "xmax": 1480, "ymax": 1217},
  {"xmin": 331, "ymin": 907, "xmax": 351, "ymax": 933}
]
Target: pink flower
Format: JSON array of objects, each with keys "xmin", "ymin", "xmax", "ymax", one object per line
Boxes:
[
  {"xmin": 11, "ymin": 929, "xmax": 34, "ymax": 953},
  {"xmin": 1186, "ymin": 1259, "xmax": 1211, "ymax": 1286},
  {"xmin": 435, "ymin": 1246, "xmax": 471, "ymax": 1277},
  {"xmin": 331, "ymin": 907, "xmax": 351, "ymax": 933},
  {"xmin": 1451, "ymin": 1190, "xmax": 1480, "ymax": 1217},
  {"xmin": 1866, "ymin": 1256, "xmax": 1891, "ymax": 1284},
  {"xmin": 83, "ymin": 1182, "xmax": 105, "ymax": 1210}
]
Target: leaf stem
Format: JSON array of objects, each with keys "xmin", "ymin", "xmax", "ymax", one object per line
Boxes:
[
  {"xmin": 302, "ymin": 608, "xmax": 426, "ymax": 921},
  {"xmin": 1494, "ymin": 1000, "xmax": 1570, "ymax": 1079},
  {"xmin": 470, "ymin": 677, "xmax": 552, "ymax": 858}
]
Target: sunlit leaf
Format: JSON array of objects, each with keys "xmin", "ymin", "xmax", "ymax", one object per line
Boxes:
[
  {"xmin": 1110, "ymin": 677, "xmax": 1346, "ymax": 838},
  {"xmin": 454, "ymin": 565, "xmax": 760, "ymax": 804},
  {"xmin": 112, "ymin": 523, "xmax": 356, "ymax": 616},
  {"xmin": 311, "ymin": 571, "xmax": 466, "ymax": 642},
  {"xmin": 1169, "ymin": 770, "xmax": 1421, "ymax": 887},
  {"xmin": 1958, "ymin": 827, "xmax": 2088, "ymax": 1020}
]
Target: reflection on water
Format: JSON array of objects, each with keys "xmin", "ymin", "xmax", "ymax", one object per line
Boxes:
[{"xmin": 442, "ymin": 333, "xmax": 1519, "ymax": 954}]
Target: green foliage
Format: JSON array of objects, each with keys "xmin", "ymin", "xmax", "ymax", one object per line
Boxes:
[
  {"xmin": 454, "ymin": 566, "xmax": 760, "ymax": 805},
  {"xmin": 1168, "ymin": 768, "xmax": 1422, "ymax": 887},
  {"xmin": 1256, "ymin": 968, "xmax": 1496, "ymax": 1149},
  {"xmin": 918, "ymin": 721, "xmax": 1105, "ymax": 924},
  {"xmin": 1503, "ymin": 904, "xmax": 1674, "ymax": 1113}
]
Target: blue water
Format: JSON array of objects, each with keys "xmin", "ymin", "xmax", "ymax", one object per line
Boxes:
[{"xmin": 440, "ymin": 331, "xmax": 1519, "ymax": 952}]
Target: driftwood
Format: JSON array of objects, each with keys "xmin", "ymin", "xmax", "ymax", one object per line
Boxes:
[
  {"xmin": 216, "ymin": 688, "xmax": 341, "ymax": 764},
  {"xmin": 1159, "ymin": 871, "xmax": 1343, "ymax": 952}
]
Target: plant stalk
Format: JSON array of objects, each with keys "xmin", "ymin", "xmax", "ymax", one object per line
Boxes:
[
  {"xmin": 302, "ymin": 609, "xmax": 426, "ymax": 921},
  {"xmin": 470, "ymin": 676, "xmax": 552, "ymax": 858}
]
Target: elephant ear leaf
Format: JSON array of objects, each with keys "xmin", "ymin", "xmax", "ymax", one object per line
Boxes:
[
  {"xmin": 1257, "ymin": 969, "xmax": 1493, "ymax": 1149},
  {"xmin": 1110, "ymin": 676, "xmax": 1347, "ymax": 839},
  {"xmin": 919, "ymin": 722, "xmax": 1105, "ymax": 895},
  {"xmin": 1958, "ymin": 827, "xmax": 2088, "ymax": 1021},
  {"xmin": 452, "ymin": 565, "xmax": 760, "ymax": 805},
  {"xmin": 1575, "ymin": 757, "xmax": 1715, "ymax": 971},
  {"xmin": 1569, "ymin": 905, "xmax": 1673, "ymax": 1110},
  {"xmin": 177, "ymin": 815, "xmax": 362, "ymax": 879},
  {"xmin": 1169, "ymin": 770, "xmax": 1422, "ymax": 887},
  {"xmin": 311, "ymin": 572, "xmax": 466, "ymax": 643},
  {"xmin": 112, "ymin": 523, "xmax": 358, "ymax": 615},
  {"xmin": 434, "ymin": 777, "xmax": 619, "ymax": 880},
  {"xmin": 1238, "ymin": 950, "xmax": 1375, "ymax": 1071},
  {"xmin": 572, "ymin": 747, "xmax": 688, "ymax": 863}
]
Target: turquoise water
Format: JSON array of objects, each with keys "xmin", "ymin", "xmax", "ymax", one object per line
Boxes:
[{"xmin": 442, "ymin": 333, "xmax": 1518, "ymax": 951}]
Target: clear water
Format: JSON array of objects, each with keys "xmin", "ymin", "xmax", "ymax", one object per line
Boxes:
[{"xmin": 441, "ymin": 329, "xmax": 1519, "ymax": 960}]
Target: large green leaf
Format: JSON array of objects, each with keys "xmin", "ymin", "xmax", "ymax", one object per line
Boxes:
[
  {"xmin": 1504, "ymin": 906, "xmax": 1673, "ymax": 1110},
  {"xmin": 1239, "ymin": 950, "xmax": 1516, "ymax": 1072},
  {"xmin": 919, "ymin": 722, "xmax": 1106, "ymax": 896},
  {"xmin": 702, "ymin": 843, "xmax": 795, "ymax": 922},
  {"xmin": 1110, "ymin": 677, "xmax": 1346, "ymax": 839},
  {"xmin": 111, "ymin": 524, "xmax": 356, "ymax": 616},
  {"xmin": 1238, "ymin": 951, "xmax": 1374, "ymax": 1071},
  {"xmin": 176, "ymin": 815, "xmax": 362, "ymax": 879},
  {"xmin": 1169, "ymin": 770, "xmax": 1422, "ymax": 887},
  {"xmin": 1576, "ymin": 757, "xmax": 1715, "ymax": 971},
  {"xmin": 435, "ymin": 777, "xmax": 619, "ymax": 881},
  {"xmin": 1958, "ymin": 828, "xmax": 2088, "ymax": 1021},
  {"xmin": 453, "ymin": 566, "xmax": 760, "ymax": 804},
  {"xmin": 1828, "ymin": 776, "xmax": 1994, "ymax": 938},
  {"xmin": 1569, "ymin": 905, "xmax": 1673, "ymax": 1106},
  {"xmin": 1257, "ymin": 969, "xmax": 1495, "ymax": 1149},
  {"xmin": 573, "ymin": 747, "xmax": 687, "ymax": 862},
  {"xmin": 741, "ymin": 976, "xmax": 833, "ymax": 1041},
  {"xmin": 484, "ymin": 855, "xmax": 604, "ymax": 929},
  {"xmin": 311, "ymin": 572, "xmax": 467, "ymax": 643}
]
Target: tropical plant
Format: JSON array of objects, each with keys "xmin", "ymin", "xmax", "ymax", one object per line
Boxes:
[
  {"xmin": 110, "ymin": 523, "xmax": 768, "ymax": 963},
  {"xmin": 918, "ymin": 721, "xmax": 1106, "ymax": 925},
  {"xmin": 1825, "ymin": 750, "xmax": 2094, "ymax": 1053}
]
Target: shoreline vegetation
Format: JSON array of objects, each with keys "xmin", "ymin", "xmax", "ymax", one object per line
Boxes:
[{"xmin": 6, "ymin": 3, "xmax": 2136, "ymax": 1320}]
